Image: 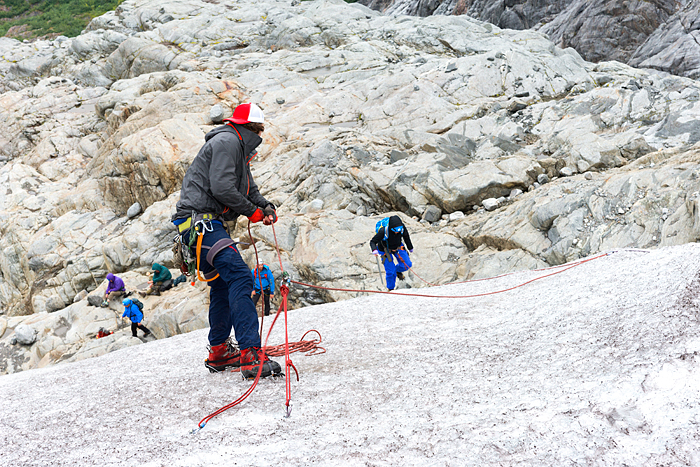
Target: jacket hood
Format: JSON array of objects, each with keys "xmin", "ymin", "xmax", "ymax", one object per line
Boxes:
[
  {"xmin": 388, "ymin": 216, "xmax": 403, "ymax": 229},
  {"xmin": 106, "ymin": 273, "xmax": 114, "ymax": 281},
  {"xmin": 205, "ymin": 123, "xmax": 263, "ymax": 153},
  {"xmin": 152, "ymin": 263, "xmax": 161, "ymax": 270}
]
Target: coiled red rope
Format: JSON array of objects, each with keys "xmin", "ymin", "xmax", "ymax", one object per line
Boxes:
[{"xmin": 264, "ymin": 330, "xmax": 326, "ymax": 357}]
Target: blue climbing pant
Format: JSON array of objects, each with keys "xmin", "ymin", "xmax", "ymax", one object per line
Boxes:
[
  {"xmin": 383, "ymin": 249, "xmax": 412, "ymax": 291},
  {"xmin": 184, "ymin": 222, "xmax": 260, "ymax": 350}
]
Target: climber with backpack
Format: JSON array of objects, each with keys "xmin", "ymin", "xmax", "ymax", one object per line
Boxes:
[
  {"xmin": 122, "ymin": 298, "xmax": 152, "ymax": 338},
  {"xmin": 370, "ymin": 215, "xmax": 414, "ymax": 291},
  {"xmin": 171, "ymin": 102, "xmax": 281, "ymax": 378}
]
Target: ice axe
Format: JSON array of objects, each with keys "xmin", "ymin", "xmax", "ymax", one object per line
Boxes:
[{"xmin": 375, "ymin": 254, "xmax": 385, "ymax": 287}]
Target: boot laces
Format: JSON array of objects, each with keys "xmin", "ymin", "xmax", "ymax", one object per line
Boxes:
[
  {"xmin": 224, "ymin": 337, "xmax": 240, "ymax": 353},
  {"xmin": 243, "ymin": 347, "xmax": 269, "ymax": 364},
  {"xmin": 206, "ymin": 337, "xmax": 240, "ymax": 354}
]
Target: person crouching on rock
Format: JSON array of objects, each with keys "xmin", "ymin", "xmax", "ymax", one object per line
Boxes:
[
  {"xmin": 122, "ymin": 298, "xmax": 152, "ymax": 338},
  {"xmin": 370, "ymin": 215, "xmax": 414, "ymax": 291},
  {"xmin": 141, "ymin": 263, "xmax": 172, "ymax": 296},
  {"xmin": 171, "ymin": 102, "xmax": 281, "ymax": 378},
  {"xmin": 103, "ymin": 273, "xmax": 126, "ymax": 306}
]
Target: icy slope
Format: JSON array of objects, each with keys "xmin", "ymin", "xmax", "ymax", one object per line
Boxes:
[{"xmin": 1, "ymin": 245, "xmax": 699, "ymax": 466}]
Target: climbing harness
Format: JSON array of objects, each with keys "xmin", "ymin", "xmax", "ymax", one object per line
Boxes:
[{"xmin": 172, "ymin": 212, "xmax": 235, "ymax": 285}]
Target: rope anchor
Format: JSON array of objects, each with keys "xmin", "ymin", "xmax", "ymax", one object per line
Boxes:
[{"xmin": 190, "ymin": 422, "xmax": 206, "ymax": 435}]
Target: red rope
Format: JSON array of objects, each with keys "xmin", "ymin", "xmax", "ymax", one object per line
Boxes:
[
  {"xmin": 248, "ymin": 224, "xmax": 265, "ymax": 337},
  {"xmin": 394, "ymin": 249, "xmax": 439, "ymax": 287},
  {"xmin": 264, "ymin": 330, "xmax": 326, "ymax": 357},
  {"xmin": 194, "ymin": 215, "xmax": 609, "ymax": 431},
  {"xmin": 194, "ymin": 352, "xmax": 263, "ymax": 433},
  {"xmin": 194, "ymin": 221, "xmax": 309, "ymax": 432},
  {"xmin": 290, "ymin": 253, "xmax": 607, "ymax": 299},
  {"xmin": 396, "ymin": 249, "xmax": 610, "ymax": 289},
  {"xmin": 270, "ymin": 223, "xmax": 297, "ymax": 414}
]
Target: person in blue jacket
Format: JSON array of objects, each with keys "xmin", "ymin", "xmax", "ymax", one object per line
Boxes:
[
  {"xmin": 251, "ymin": 263, "xmax": 275, "ymax": 316},
  {"xmin": 370, "ymin": 215, "xmax": 414, "ymax": 291},
  {"xmin": 122, "ymin": 298, "xmax": 152, "ymax": 338}
]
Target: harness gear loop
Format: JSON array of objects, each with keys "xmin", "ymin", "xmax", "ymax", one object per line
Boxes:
[
  {"xmin": 195, "ymin": 223, "xmax": 219, "ymax": 283},
  {"xmin": 179, "ymin": 214, "xmax": 235, "ymax": 284}
]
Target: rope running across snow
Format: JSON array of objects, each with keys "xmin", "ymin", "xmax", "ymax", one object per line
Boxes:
[
  {"xmin": 291, "ymin": 252, "xmax": 610, "ymax": 299},
  {"xmin": 192, "ymin": 220, "xmax": 646, "ymax": 432}
]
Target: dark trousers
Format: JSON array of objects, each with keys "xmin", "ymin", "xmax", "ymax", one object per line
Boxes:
[
  {"xmin": 131, "ymin": 322, "xmax": 151, "ymax": 337},
  {"xmin": 185, "ymin": 222, "xmax": 260, "ymax": 350},
  {"xmin": 253, "ymin": 291, "xmax": 272, "ymax": 316}
]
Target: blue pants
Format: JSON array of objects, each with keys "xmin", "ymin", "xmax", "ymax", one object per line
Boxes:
[
  {"xmin": 184, "ymin": 222, "xmax": 260, "ymax": 350},
  {"xmin": 382, "ymin": 249, "xmax": 412, "ymax": 290}
]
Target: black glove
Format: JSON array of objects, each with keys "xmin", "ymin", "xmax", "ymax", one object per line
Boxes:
[{"xmin": 263, "ymin": 204, "xmax": 277, "ymax": 225}]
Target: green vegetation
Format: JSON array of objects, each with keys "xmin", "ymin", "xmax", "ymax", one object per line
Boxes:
[{"xmin": 0, "ymin": 0, "xmax": 124, "ymax": 39}]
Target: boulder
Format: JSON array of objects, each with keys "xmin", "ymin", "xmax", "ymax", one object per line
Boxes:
[
  {"xmin": 422, "ymin": 205, "xmax": 442, "ymax": 223},
  {"xmin": 14, "ymin": 325, "xmax": 37, "ymax": 345},
  {"xmin": 126, "ymin": 202, "xmax": 142, "ymax": 218},
  {"xmin": 2, "ymin": 0, "xmax": 700, "ymax": 376}
]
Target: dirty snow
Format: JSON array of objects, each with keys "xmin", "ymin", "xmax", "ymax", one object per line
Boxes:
[{"xmin": 1, "ymin": 245, "xmax": 700, "ymax": 466}]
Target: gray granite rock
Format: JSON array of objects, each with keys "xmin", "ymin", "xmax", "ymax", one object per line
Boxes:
[
  {"xmin": 3, "ymin": 0, "xmax": 700, "ymax": 375},
  {"xmin": 422, "ymin": 205, "xmax": 442, "ymax": 223},
  {"xmin": 126, "ymin": 202, "xmax": 142, "ymax": 218},
  {"xmin": 14, "ymin": 325, "xmax": 37, "ymax": 345},
  {"xmin": 209, "ymin": 104, "xmax": 225, "ymax": 123}
]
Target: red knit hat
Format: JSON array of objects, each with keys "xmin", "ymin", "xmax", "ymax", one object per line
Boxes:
[{"xmin": 228, "ymin": 103, "xmax": 265, "ymax": 124}]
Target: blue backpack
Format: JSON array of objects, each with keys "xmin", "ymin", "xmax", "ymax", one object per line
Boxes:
[
  {"xmin": 375, "ymin": 217, "xmax": 404, "ymax": 241},
  {"xmin": 375, "ymin": 217, "xmax": 391, "ymax": 241}
]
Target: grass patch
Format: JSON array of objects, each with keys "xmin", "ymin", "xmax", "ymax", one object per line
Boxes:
[{"xmin": 0, "ymin": 0, "xmax": 125, "ymax": 39}]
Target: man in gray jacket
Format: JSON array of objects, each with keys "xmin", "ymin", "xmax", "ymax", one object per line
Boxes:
[{"xmin": 172, "ymin": 103, "xmax": 281, "ymax": 378}]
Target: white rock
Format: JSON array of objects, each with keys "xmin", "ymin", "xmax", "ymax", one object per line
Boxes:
[
  {"xmin": 14, "ymin": 325, "xmax": 37, "ymax": 345},
  {"xmin": 483, "ymin": 198, "xmax": 501, "ymax": 211},
  {"xmin": 301, "ymin": 199, "xmax": 324, "ymax": 213},
  {"xmin": 448, "ymin": 211, "xmax": 465, "ymax": 221},
  {"xmin": 126, "ymin": 203, "xmax": 142, "ymax": 218},
  {"xmin": 560, "ymin": 167, "xmax": 574, "ymax": 177}
]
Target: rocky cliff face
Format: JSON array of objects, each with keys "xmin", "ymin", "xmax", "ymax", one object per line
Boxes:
[
  {"xmin": 361, "ymin": 0, "xmax": 700, "ymax": 79},
  {"xmin": 2, "ymin": 0, "xmax": 700, "ymax": 374}
]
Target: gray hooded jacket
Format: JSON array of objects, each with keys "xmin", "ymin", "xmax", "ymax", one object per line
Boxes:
[{"xmin": 173, "ymin": 123, "xmax": 271, "ymax": 221}]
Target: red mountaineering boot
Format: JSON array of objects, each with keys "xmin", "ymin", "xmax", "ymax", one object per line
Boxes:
[
  {"xmin": 240, "ymin": 347, "xmax": 282, "ymax": 379},
  {"xmin": 205, "ymin": 338, "xmax": 241, "ymax": 373}
]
